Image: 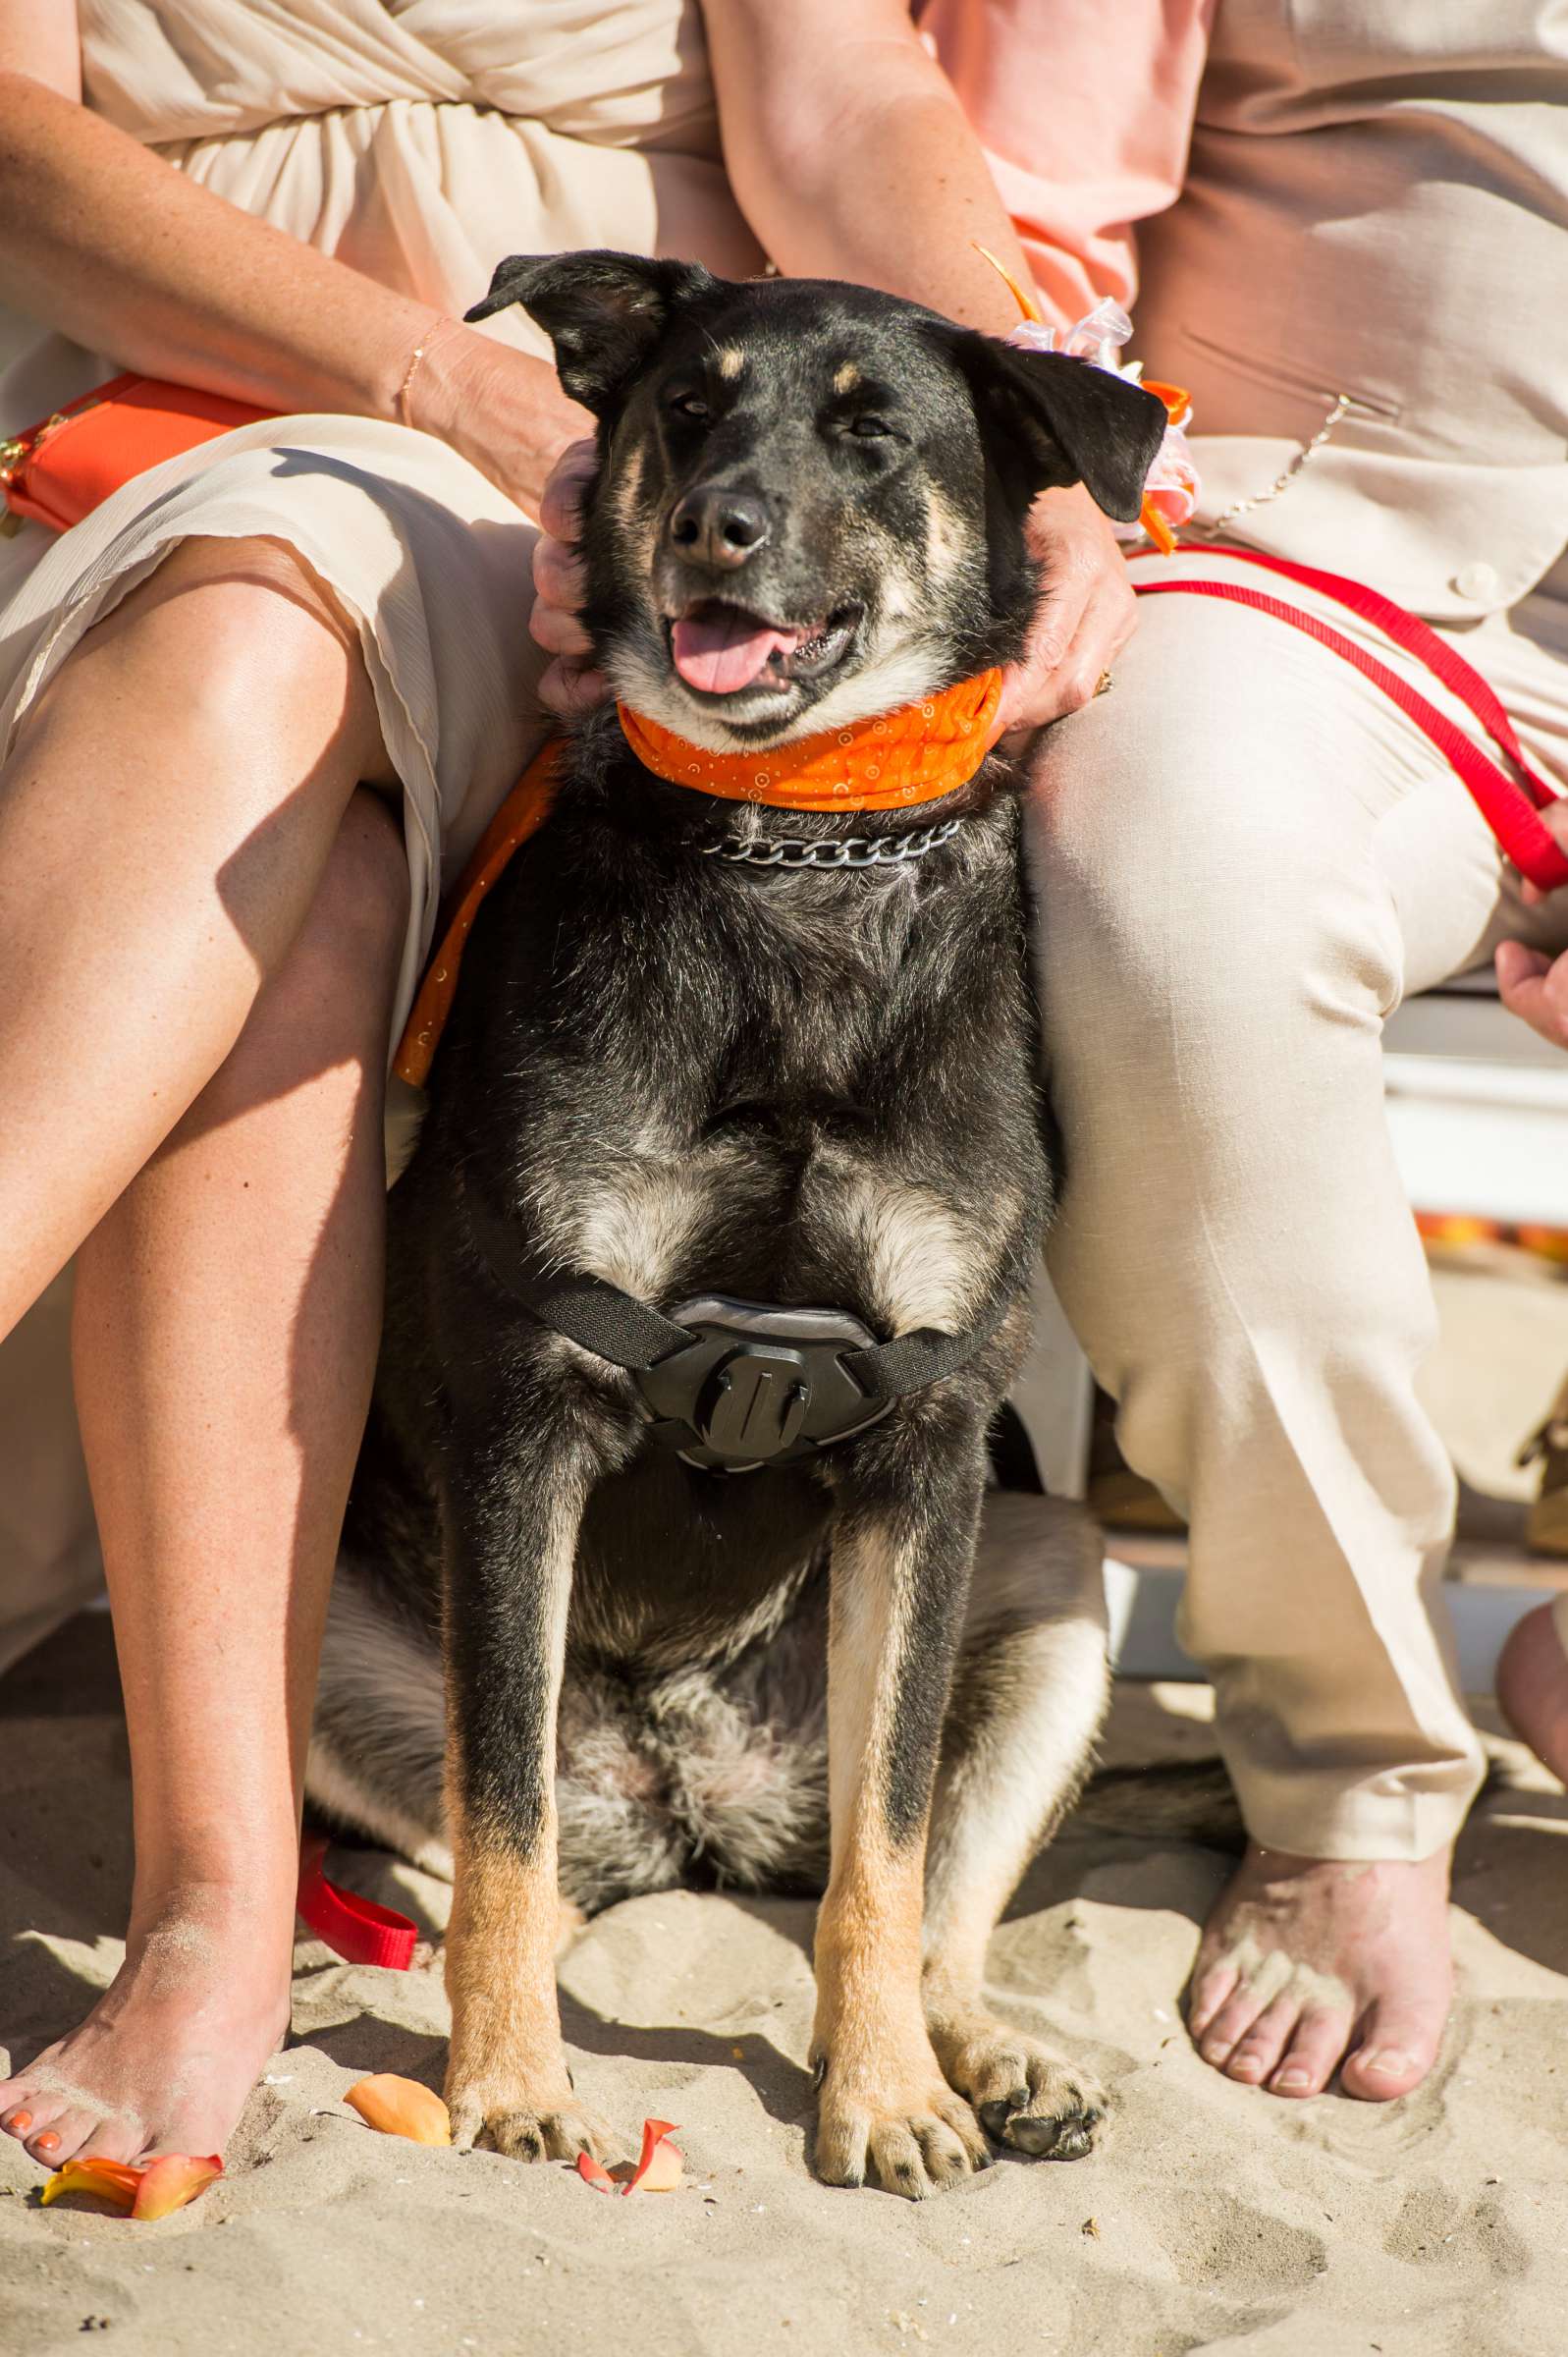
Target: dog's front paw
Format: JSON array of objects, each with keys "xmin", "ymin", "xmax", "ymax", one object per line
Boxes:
[
  {"xmin": 446, "ymin": 2070, "xmax": 609, "ymax": 2165},
  {"xmin": 814, "ymin": 2059, "xmax": 991, "ymax": 2198},
  {"xmin": 933, "ymin": 2014, "xmax": 1105, "ymax": 2161}
]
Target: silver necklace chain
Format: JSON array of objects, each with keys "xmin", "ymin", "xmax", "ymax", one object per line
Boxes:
[{"xmin": 1191, "ymin": 392, "xmax": 1353, "ymax": 539}]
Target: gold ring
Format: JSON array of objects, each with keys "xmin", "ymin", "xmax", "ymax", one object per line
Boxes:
[{"xmin": 1093, "ymin": 670, "xmax": 1114, "ymax": 698}]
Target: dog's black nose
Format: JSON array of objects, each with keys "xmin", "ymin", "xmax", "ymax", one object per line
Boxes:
[{"xmin": 668, "ymin": 485, "xmax": 771, "ymax": 570}]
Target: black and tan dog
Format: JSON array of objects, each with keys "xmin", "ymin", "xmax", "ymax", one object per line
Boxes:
[{"xmin": 308, "ymin": 254, "xmax": 1164, "ymax": 2197}]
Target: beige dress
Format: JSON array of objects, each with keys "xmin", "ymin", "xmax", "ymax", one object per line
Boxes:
[{"xmin": 0, "ymin": 0, "xmax": 765, "ymax": 1668}]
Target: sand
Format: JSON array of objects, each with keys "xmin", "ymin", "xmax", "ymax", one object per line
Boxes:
[{"xmin": 5, "ymin": 1617, "xmax": 1568, "ymax": 2357}]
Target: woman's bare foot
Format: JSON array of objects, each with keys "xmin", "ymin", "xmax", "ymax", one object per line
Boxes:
[
  {"xmin": 1187, "ymin": 1843, "xmax": 1453, "ymax": 2101},
  {"xmin": 1497, "ymin": 1603, "xmax": 1568, "ymax": 1784},
  {"xmin": 0, "ymin": 1884, "xmax": 292, "ymax": 2168}
]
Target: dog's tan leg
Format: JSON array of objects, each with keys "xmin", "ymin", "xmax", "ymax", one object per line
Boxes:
[
  {"xmin": 812, "ymin": 1425, "xmax": 994, "ymax": 2198},
  {"xmin": 441, "ymin": 1419, "xmax": 607, "ymax": 2164},
  {"xmin": 922, "ymin": 1493, "xmax": 1109, "ymax": 2159}
]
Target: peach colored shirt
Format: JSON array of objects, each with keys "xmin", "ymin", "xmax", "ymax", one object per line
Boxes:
[{"xmin": 920, "ymin": 0, "xmax": 1214, "ymax": 325}]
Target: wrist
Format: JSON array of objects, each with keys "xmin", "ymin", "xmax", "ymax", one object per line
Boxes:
[
  {"xmin": 394, "ymin": 314, "xmax": 475, "ymax": 441},
  {"xmin": 405, "ymin": 323, "xmax": 594, "ymax": 513}
]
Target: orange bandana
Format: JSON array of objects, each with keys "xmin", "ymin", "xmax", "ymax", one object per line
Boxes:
[
  {"xmin": 617, "ymin": 668, "xmax": 1005, "ymax": 813},
  {"xmin": 394, "ymin": 671, "xmax": 1007, "ymax": 1084}
]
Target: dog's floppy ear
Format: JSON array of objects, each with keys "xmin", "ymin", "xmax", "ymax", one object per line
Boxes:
[
  {"xmin": 950, "ymin": 334, "xmax": 1168, "ymax": 522},
  {"xmin": 465, "ymin": 249, "xmax": 718, "ymax": 415}
]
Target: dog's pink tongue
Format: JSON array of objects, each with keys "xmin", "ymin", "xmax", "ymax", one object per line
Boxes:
[{"xmin": 671, "ymin": 611, "xmax": 804, "ymax": 695}]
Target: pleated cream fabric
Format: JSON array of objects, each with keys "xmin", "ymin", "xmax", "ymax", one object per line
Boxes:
[{"xmin": 0, "ymin": 0, "xmax": 765, "ymax": 1670}]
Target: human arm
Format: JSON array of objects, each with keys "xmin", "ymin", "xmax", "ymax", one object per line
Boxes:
[
  {"xmin": 700, "ymin": 0, "xmax": 1032, "ymax": 334},
  {"xmin": 1497, "ymin": 803, "xmax": 1568, "ymax": 1048},
  {"xmin": 0, "ymin": 3, "xmax": 588, "ymax": 510},
  {"xmin": 531, "ymin": 0, "xmax": 1136, "ymax": 720}
]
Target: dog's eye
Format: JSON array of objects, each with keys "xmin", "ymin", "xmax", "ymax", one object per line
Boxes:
[
  {"xmin": 670, "ymin": 393, "xmax": 710, "ymax": 421},
  {"xmin": 848, "ymin": 415, "xmax": 893, "ymax": 440}
]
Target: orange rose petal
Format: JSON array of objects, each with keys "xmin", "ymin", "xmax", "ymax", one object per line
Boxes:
[
  {"xmin": 39, "ymin": 2157, "xmax": 142, "ymax": 2213},
  {"xmin": 130, "ymin": 2154, "xmax": 224, "ymax": 2220},
  {"xmin": 1142, "ymin": 379, "xmax": 1192, "ymax": 421},
  {"xmin": 971, "ymin": 242, "xmax": 1043, "ymax": 326},
  {"xmin": 576, "ymin": 2150, "xmax": 617, "ymax": 2194},
  {"xmin": 622, "ymin": 2117, "xmax": 682, "ymax": 2196},
  {"xmin": 344, "ymin": 2074, "xmax": 453, "ymax": 2146},
  {"xmin": 1140, "ymin": 497, "xmax": 1177, "ymax": 555}
]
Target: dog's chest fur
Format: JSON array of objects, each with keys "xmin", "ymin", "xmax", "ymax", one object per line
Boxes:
[{"xmin": 367, "ymin": 715, "xmax": 1051, "ymax": 1671}]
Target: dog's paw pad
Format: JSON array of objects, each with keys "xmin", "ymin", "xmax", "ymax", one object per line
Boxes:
[
  {"xmin": 943, "ymin": 2020, "xmax": 1106, "ymax": 2163},
  {"xmin": 979, "ymin": 2092, "xmax": 1103, "ymax": 2158}
]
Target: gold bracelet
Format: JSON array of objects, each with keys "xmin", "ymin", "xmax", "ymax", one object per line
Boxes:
[{"xmin": 396, "ymin": 315, "xmax": 457, "ymax": 429}]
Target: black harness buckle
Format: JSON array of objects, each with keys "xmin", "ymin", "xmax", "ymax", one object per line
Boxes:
[{"xmin": 635, "ymin": 1296, "xmax": 895, "ymax": 1472}]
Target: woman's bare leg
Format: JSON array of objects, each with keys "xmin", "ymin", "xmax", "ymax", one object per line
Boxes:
[
  {"xmin": 0, "ymin": 535, "xmax": 393, "ymax": 1335},
  {"xmin": 0, "ymin": 540, "xmax": 407, "ymax": 2164}
]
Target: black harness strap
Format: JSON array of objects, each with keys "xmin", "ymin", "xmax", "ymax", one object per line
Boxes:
[
  {"xmin": 460, "ymin": 1172, "xmax": 1011, "ymax": 1467},
  {"xmin": 840, "ymin": 1310, "xmax": 1010, "ymax": 1401}
]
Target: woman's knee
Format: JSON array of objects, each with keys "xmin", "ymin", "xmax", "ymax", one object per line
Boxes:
[{"xmin": 57, "ymin": 533, "xmax": 391, "ymax": 787}]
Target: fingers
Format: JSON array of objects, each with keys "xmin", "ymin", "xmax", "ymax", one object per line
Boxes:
[
  {"xmin": 538, "ymin": 654, "xmax": 610, "ymax": 722},
  {"xmin": 528, "ymin": 592, "xmax": 593, "ymax": 662},
  {"xmin": 530, "ymin": 446, "xmax": 598, "ymax": 705},
  {"xmin": 1051, "ymin": 575, "xmax": 1139, "ymax": 716},
  {"xmin": 998, "ymin": 576, "xmax": 1134, "ymax": 739},
  {"xmin": 998, "ymin": 485, "xmax": 1138, "ymax": 736},
  {"xmin": 1496, "ymin": 939, "xmax": 1568, "ymax": 1048},
  {"xmin": 537, "ymin": 436, "xmax": 597, "ymax": 542},
  {"xmin": 529, "ymin": 531, "xmax": 593, "ymax": 658},
  {"xmin": 530, "ymin": 528, "xmax": 586, "ymax": 612}
]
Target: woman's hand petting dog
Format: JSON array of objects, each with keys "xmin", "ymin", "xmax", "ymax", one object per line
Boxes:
[
  {"xmin": 997, "ymin": 483, "xmax": 1137, "ymax": 736},
  {"xmin": 528, "ymin": 443, "xmax": 1139, "ymax": 730},
  {"xmin": 1497, "ymin": 800, "xmax": 1568, "ymax": 1049},
  {"xmin": 531, "ymin": 437, "xmax": 609, "ymax": 719}
]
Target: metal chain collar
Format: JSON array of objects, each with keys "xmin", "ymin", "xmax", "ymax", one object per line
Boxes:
[{"xmin": 699, "ymin": 815, "xmax": 965, "ymax": 871}]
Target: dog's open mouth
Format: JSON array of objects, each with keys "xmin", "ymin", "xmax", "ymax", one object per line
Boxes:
[{"xmin": 667, "ymin": 601, "xmax": 862, "ymax": 698}]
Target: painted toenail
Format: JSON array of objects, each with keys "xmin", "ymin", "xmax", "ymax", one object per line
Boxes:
[
  {"xmin": 34, "ymin": 2131, "xmax": 60, "ymax": 2152},
  {"xmin": 8, "ymin": 2110, "xmax": 31, "ymax": 2132}
]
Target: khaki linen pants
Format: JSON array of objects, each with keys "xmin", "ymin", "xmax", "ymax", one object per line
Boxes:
[{"xmin": 1030, "ymin": 547, "xmax": 1568, "ymax": 1862}]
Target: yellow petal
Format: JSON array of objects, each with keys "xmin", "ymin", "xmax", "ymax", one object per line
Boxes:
[
  {"xmin": 344, "ymin": 2074, "xmax": 453, "ymax": 2145},
  {"xmin": 39, "ymin": 2157, "xmax": 140, "ymax": 2213},
  {"xmin": 130, "ymin": 2154, "xmax": 223, "ymax": 2220}
]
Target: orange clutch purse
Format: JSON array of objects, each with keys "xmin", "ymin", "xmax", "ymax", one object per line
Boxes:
[{"xmin": 0, "ymin": 374, "xmax": 273, "ymax": 533}]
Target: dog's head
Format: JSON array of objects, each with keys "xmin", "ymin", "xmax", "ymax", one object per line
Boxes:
[{"xmin": 470, "ymin": 253, "xmax": 1166, "ymax": 749}]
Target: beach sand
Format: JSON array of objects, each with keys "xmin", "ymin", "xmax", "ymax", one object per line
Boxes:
[{"xmin": 4, "ymin": 1611, "xmax": 1567, "ymax": 2357}]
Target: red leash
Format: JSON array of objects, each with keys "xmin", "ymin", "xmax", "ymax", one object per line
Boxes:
[
  {"xmin": 297, "ymin": 1833, "xmax": 418, "ymax": 1971},
  {"xmin": 1130, "ymin": 545, "xmax": 1568, "ymax": 894}
]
